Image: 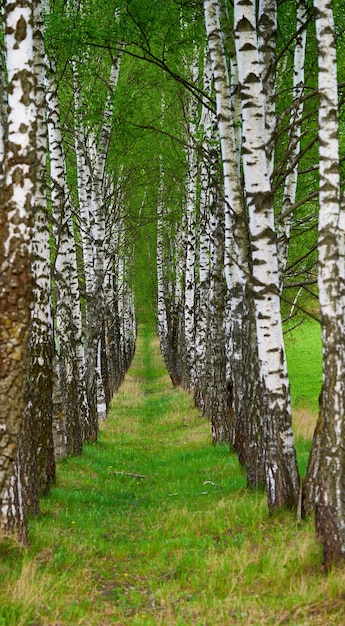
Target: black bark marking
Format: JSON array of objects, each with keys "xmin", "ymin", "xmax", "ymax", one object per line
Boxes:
[{"xmin": 15, "ymin": 16, "xmax": 27, "ymax": 45}]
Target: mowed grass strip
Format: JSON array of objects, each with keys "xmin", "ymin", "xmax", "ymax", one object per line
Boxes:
[{"xmin": 1, "ymin": 323, "xmax": 344, "ymax": 626}]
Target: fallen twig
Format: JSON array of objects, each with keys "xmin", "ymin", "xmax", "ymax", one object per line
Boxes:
[
  {"xmin": 203, "ymin": 480, "xmax": 222, "ymax": 488},
  {"xmin": 110, "ymin": 470, "xmax": 149, "ymax": 479}
]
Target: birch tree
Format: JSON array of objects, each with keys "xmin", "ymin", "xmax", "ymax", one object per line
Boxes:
[
  {"xmin": 26, "ymin": 0, "xmax": 55, "ymax": 499},
  {"xmin": 277, "ymin": 0, "xmax": 308, "ymax": 286},
  {"xmin": 193, "ymin": 50, "xmax": 213, "ymax": 413},
  {"xmin": 73, "ymin": 51, "xmax": 124, "ymax": 435},
  {"xmin": 47, "ymin": 57, "xmax": 84, "ymax": 457},
  {"xmin": 234, "ymin": 0, "xmax": 299, "ymax": 509},
  {"xmin": 313, "ymin": 0, "xmax": 345, "ymax": 569},
  {"xmin": 156, "ymin": 162, "xmax": 171, "ymax": 371},
  {"xmin": 7, "ymin": 0, "xmax": 56, "ymax": 531},
  {"xmin": 181, "ymin": 52, "xmax": 200, "ymax": 392},
  {"xmin": 0, "ymin": 0, "xmax": 36, "ymax": 529},
  {"xmin": 204, "ymin": 0, "xmax": 262, "ymax": 459},
  {"xmin": 156, "ymin": 181, "xmax": 185, "ymax": 387},
  {"xmin": 88, "ymin": 53, "xmax": 123, "ymax": 423}
]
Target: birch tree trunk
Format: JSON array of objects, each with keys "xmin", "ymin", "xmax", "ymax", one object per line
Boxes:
[
  {"xmin": 103, "ymin": 179, "xmax": 120, "ymax": 400},
  {"xmin": 257, "ymin": 0, "xmax": 277, "ymax": 177},
  {"xmin": 194, "ymin": 181, "xmax": 210, "ymax": 413},
  {"xmin": 157, "ymin": 198, "xmax": 184, "ymax": 387},
  {"xmin": 13, "ymin": 0, "xmax": 56, "ymax": 525},
  {"xmin": 25, "ymin": 0, "xmax": 55, "ymax": 500},
  {"xmin": 313, "ymin": 0, "xmax": 345, "ymax": 569},
  {"xmin": 207, "ymin": 194, "xmax": 230, "ymax": 444},
  {"xmin": 156, "ymin": 165, "xmax": 171, "ymax": 371},
  {"xmin": 90, "ymin": 56, "xmax": 121, "ymax": 417},
  {"xmin": 0, "ymin": 0, "xmax": 36, "ymax": 536},
  {"xmin": 183, "ymin": 54, "xmax": 199, "ymax": 392},
  {"xmin": 104, "ymin": 176, "xmax": 134, "ymax": 395},
  {"xmin": 47, "ymin": 58, "xmax": 83, "ymax": 456},
  {"xmin": 73, "ymin": 68, "xmax": 96, "ymax": 440},
  {"xmin": 277, "ymin": 0, "xmax": 308, "ymax": 286},
  {"xmin": 194, "ymin": 50, "xmax": 213, "ymax": 412},
  {"xmin": 204, "ymin": 0, "xmax": 250, "ymax": 447},
  {"xmin": 234, "ymin": 0, "xmax": 299, "ymax": 510},
  {"xmin": 74, "ymin": 54, "xmax": 123, "ymax": 434},
  {"xmin": 172, "ymin": 218, "xmax": 186, "ymax": 387},
  {"xmin": 88, "ymin": 129, "xmax": 108, "ymax": 423},
  {"xmin": 204, "ymin": 0, "xmax": 264, "ymax": 466}
]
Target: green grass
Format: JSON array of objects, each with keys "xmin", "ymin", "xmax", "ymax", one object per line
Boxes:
[
  {"xmin": 285, "ymin": 317, "xmax": 322, "ymax": 475},
  {"xmin": 285, "ymin": 318, "xmax": 323, "ymax": 414},
  {"xmin": 2, "ymin": 323, "xmax": 343, "ymax": 626}
]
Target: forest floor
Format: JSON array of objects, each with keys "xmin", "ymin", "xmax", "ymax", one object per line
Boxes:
[{"xmin": 1, "ymin": 324, "xmax": 345, "ymax": 625}]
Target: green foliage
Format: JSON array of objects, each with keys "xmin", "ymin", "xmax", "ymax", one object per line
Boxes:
[{"xmin": 0, "ymin": 324, "xmax": 341, "ymax": 626}]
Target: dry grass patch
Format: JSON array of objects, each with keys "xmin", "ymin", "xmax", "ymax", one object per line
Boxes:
[
  {"xmin": 159, "ymin": 408, "xmax": 210, "ymax": 446},
  {"xmin": 118, "ymin": 374, "xmax": 144, "ymax": 399},
  {"xmin": 293, "ymin": 407, "xmax": 317, "ymax": 440},
  {"xmin": 12, "ymin": 562, "xmax": 39, "ymax": 607}
]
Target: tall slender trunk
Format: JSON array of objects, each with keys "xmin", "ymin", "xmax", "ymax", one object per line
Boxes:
[
  {"xmin": 74, "ymin": 54, "xmax": 123, "ymax": 434},
  {"xmin": 183, "ymin": 54, "xmax": 199, "ymax": 392},
  {"xmin": 313, "ymin": 0, "xmax": 345, "ymax": 569},
  {"xmin": 194, "ymin": 50, "xmax": 213, "ymax": 412},
  {"xmin": 73, "ymin": 68, "xmax": 96, "ymax": 439},
  {"xmin": 277, "ymin": 0, "xmax": 308, "ymax": 286},
  {"xmin": 15, "ymin": 0, "xmax": 56, "ymax": 519},
  {"xmin": 158, "ymin": 206, "xmax": 185, "ymax": 387},
  {"xmin": 47, "ymin": 58, "xmax": 83, "ymax": 456},
  {"xmin": 0, "ymin": 0, "xmax": 36, "ymax": 539},
  {"xmin": 156, "ymin": 164, "xmax": 171, "ymax": 370},
  {"xmin": 235, "ymin": 0, "xmax": 299, "ymax": 510},
  {"xmin": 258, "ymin": 0, "xmax": 277, "ymax": 177},
  {"xmin": 204, "ymin": 0, "xmax": 250, "ymax": 447},
  {"xmin": 207, "ymin": 194, "xmax": 230, "ymax": 444}
]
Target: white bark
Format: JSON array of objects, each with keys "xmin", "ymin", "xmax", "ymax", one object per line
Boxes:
[
  {"xmin": 314, "ymin": 0, "xmax": 345, "ymax": 568},
  {"xmin": 164, "ymin": 215, "xmax": 185, "ymax": 388},
  {"xmin": 194, "ymin": 189, "xmax": 211, "ymax": 409},
  {"xmin": 0, "ymin": 0, "xmax": 36, "ymax": 531},
  {"xmin": 194, "ymin": 50, "xmax": 213, "ymax": 410},
  {"xmin": 156, "ymin": 165, "xmax": 170, "ymax": 365},
  {"xmin": 74, "ymin": 54, "xmax": 123, "ymax": 426},
  {"xmin": 204, "ymin": 0, "xmax": 249, "ymax": 447},
  {"xmin": 47, "ymin": 58, "xmax": 84, "ymax": 455},
  {"xmin": 234, "ymin": 0, "xmax": 299, "ymax": 508},
  {"xmin": 103, "ymin": 176, "xmax": 122, "ymax": 396},
  {"xmin": 207, "ymin": 196, "xmax": 230, "ymax": 444},
  {"xmin": 73, "ymin": 74, "xmax": 95, "ymax": 296},
  {"xmin": 204, "ymin": 0, "xmax": 245, "ymax": 294},
  {"xmin": 183, "ymin": 53, "xmax": 199, "ymax": 391},
  {"xmin": 1, "ymin": 452, "xmax": 27, "ymax": 543},
  {"xmin": 278, "ymin": 0, "xmax": 308, "ymax": 285},
  {"xmin": 258, "ymin": 0, "xmax": 277, "ymax": 176},
  {"xmin": 26, "ymin": 0, "xmax": 55, "ymax": 497},
  {"xmin": 3, "ymin": 2, "xmax": 36, "ymax": 242}
]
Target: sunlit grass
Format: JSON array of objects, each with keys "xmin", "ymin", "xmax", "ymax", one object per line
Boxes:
[
  {"xmin": 1, "ymin": 323, "xmax": 343, "ymax": 625},
  {"xmin": 285, "ymin": 318, "xmax": 322, "ymax": 414}
]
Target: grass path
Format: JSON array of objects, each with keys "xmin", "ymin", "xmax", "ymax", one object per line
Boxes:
[{"xmin": 1, "ymin": 325, "xmax": 345, "ymax": 625}]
